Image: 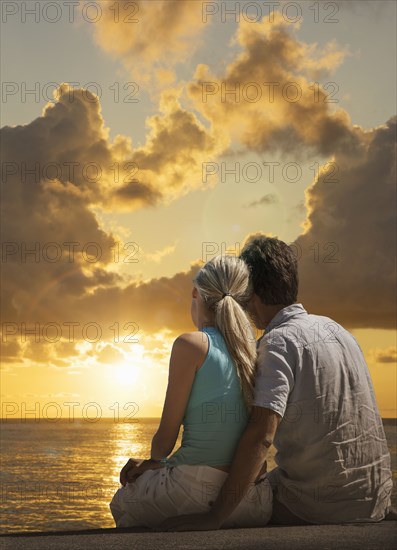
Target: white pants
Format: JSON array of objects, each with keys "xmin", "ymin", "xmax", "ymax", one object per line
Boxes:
[{"xmin": 110, "ymin": 463, "xmax": 273, "ymax": 529}]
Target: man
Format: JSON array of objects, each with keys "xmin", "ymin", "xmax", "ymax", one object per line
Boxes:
[{"xmin": 161, "ymin": 235, "xmax": 393, "ymax": 530}]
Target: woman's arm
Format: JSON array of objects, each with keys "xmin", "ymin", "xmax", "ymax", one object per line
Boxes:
[{"xmin": 151, "ymin": 332, "xmax": 208, "ymax": 460}]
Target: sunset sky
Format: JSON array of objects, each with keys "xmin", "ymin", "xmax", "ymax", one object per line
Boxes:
[{"xmin": 1, "ymin": 0, "xmax": 396, "ymax": 420}]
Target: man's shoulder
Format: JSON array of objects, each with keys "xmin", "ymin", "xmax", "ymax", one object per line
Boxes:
[
  {"xmin": 260, "ymin": 312, "xmax": 354, "ymax": 351},
  {"xmin": 295, "ymin": 310, "xmax": 343, "ymax": 329},
  {"xmin": 305, "ymin": 313, "xmax": 358, "ymax": 347}
]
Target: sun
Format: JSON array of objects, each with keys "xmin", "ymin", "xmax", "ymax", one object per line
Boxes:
[{"xmin": 112, "ymin": 361, "xmax": 138, "ymax": 386}]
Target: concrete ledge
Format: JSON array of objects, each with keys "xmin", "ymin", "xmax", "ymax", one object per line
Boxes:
[{"xmin": 1, "ymin": 523, "xmax": 396, "ymax": 550}]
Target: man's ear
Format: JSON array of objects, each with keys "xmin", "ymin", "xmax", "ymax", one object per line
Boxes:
[{"xmin": 192, "ymin": 286, "xmax": 198, "ymax": 298}]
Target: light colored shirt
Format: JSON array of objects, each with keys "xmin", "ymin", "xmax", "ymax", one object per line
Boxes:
[
  {"xmin": 253, "ymin": 303, "xmax": 393, "ymax": 523},
  {"xmin": 166, "ymin": 326, "xmax": 249, "ymax": 467}
]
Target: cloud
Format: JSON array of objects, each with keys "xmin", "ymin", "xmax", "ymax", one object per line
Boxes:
[
  {"xmin": 0, "ymin": 255, "xmax": 201, "ymax": 366},
  {"xmin": 0, "ymin": 83, "xmax": 227, "ymax": 332},
  {"xmin": 90, "ymin": 0, "xmax": 207, "ymax": 86},
  {"xmin": 286, "ymin": 200, "xmax": 307, "ymax": 224},
  {"xmin": 73, "ymin": 261, "xmax": 201, "ymax": 336},
  {"xmin": 145, "ymin": 242, "xmax": 178, "ymax": 263},
  {"xmin": 368, "ymin": 348, "xmax": 397, "ymax": 364},
  {"xmin": 187, "ymin": 11, "xmax": 360, "ymax": 160},
  {"xmin": 0, "ymin": 340, "xmax": 22, "ymax": 363},
  {"xmin": 295, "ymin": 116, "xmax": 396, "ymax": 329},
  {"xmin": 123, "ymin": 87, "xmax": 227, "ymax": 204},
  {"xmin": 95, "ymin": 343, "xmax": 125, "ymax": 364},
  {"xmin": 1, "ymin": 87, "xmax": 123, "ymax": 327},
  {"xmin": 2, "ymin": 82, "xmax": 226, "ymax": 209},
  {"xmin": 1, "ymin": 6, "xmax": 395, "ymax": 376},
  {"xmin": 1, "ymin": 81, "xmax": 227, "ymax": 367},
  {"xmin": 244, "ymin": 194, "xmax": 278, "ymax": 208}
]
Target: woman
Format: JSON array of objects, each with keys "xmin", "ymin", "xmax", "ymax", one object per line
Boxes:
[{"xmin": 109, "ymin": 255, "xmax": 272, "ymax": 529}]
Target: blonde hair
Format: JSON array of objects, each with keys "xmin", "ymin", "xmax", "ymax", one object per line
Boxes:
[{"xmin": 194, "ymin": 255, "xmax": 257, "ymax": 412}]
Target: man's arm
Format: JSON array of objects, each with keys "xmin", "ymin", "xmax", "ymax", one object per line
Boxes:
[
  {"xmin": 160, "ymin": 338, "xmax": 292, "ymax": 532},
  {"xmin": 210, "ymin": 406, "xmax": 280, "ymax": 524},
  {"xmin": 160, "ymin": 406, "xmax": 281, "ymax": 531}
]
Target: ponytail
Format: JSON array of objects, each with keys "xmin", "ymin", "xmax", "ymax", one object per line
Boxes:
[{"xmin": 194, "ymin": 256, "xmax": 257, "ymax": 412}]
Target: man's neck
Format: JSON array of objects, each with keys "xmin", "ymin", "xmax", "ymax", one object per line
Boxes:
[{"xmin": 262, "ymin": 304, "xmax": 289, "ymax": 328}]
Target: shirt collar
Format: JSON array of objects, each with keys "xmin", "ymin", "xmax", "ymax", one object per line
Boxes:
[{"xmin": 264, "ymin": 302, "xmax": 307, "ymax": 333}]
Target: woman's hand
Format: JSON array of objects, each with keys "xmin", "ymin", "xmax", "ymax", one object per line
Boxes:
[
  {"xmin": 120, "ymin": 458, "xmax": 164, "ymax": 486},
  {"xmin": 120, "ymin": 458, "xmax": 143, "ymax": 486}
]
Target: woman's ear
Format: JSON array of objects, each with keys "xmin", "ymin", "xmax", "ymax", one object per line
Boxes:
[{"xmin": 191, "ymin": 286, "xmax": 199, "ymax": 328}]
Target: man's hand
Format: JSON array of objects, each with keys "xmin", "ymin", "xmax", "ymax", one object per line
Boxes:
[{"xmin": 159, "ymin": 512, "xmax": 222, "ymax": 532}]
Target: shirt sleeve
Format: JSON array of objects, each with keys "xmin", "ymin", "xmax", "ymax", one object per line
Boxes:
[{"xmin": 252, "ymin": 337, "xmax": 295, "ymax": 418}]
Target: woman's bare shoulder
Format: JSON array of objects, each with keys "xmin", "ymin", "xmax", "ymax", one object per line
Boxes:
[{"xmin": 173, "ymin": 331, "xmax": 208, "ymax": 351}]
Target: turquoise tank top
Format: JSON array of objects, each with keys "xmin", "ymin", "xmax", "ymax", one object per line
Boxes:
[{"xmin": 165, "ymin": 326, "xmax": 249, "ymax": 467}]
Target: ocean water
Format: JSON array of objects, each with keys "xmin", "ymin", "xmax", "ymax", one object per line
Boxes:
[{"xmin": 0, "ymin": 418, "xmax": 396, "ymax": 534}]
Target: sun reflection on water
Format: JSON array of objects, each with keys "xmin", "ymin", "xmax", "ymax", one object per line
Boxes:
[{"xmin": 109, "ymin": 420, "xmax": 156, "ymax": 485}]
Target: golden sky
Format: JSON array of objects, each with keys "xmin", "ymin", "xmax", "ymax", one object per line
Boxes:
[{"xmin": 1, "ymin": 0, "xmax": 396, "ymax": 419}]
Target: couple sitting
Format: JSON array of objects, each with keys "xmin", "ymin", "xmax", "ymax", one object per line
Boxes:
[{"xmin": 110, "ymin": 236, "xmax": 393, "ymax": 530}]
